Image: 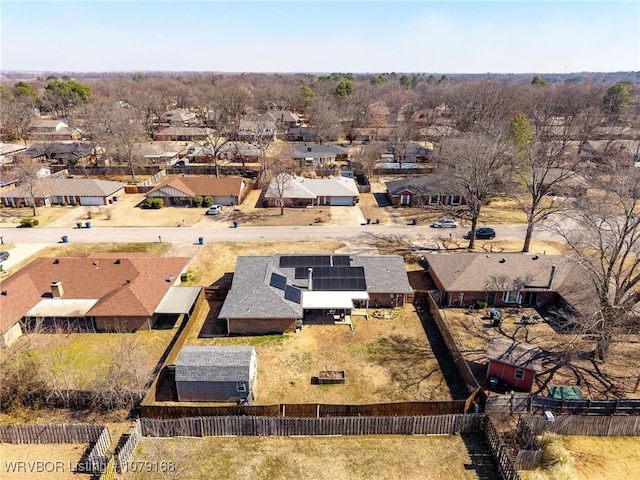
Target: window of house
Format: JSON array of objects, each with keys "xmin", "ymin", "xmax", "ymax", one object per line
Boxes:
[
  {"xmin": 236, "ymin": 382, "xmax": 246, "ymax": 393},
  {"xmin": 514, "ymin": 369, "xmax": 525, "ymax": 380},
  {"xmin": 502, "ymin": 291, "xmax": 521, "ymax": 303},
  {"xmin": 429, "ymin": 196, "xmax": 439, "ymax": 205},
  {"xmin": 451, "ymin": 195, "xmax": 462, "ymax": 205}
]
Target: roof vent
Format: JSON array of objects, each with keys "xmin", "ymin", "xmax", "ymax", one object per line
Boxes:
[
  {"xmin": 53, "ymin": 258, "xmax": 60, "ymax": 264},
  {"xmin": 499, "ymin": 258, "xmax": 506, "ymax": 263},
  {"xmin": 1, "ymin": 291, "xmax": 7, "ymax": 296},
  {"xmin": 93, "ymin": 261, "xmax": 99, "ymax": 266},
  {"xmin": 532, "ymin": 255, "xmax": 539, "ymax": 260},
  {"xmin": 166, "ymin": 275, "xmax": 174, "ymax": 283},
  {"xmin": 115, "ymin": 258, "xmax": 121, "ymax": 264},
  {"xmin": 125, "ymin": 279, "xmax": 131, "ymax": 284}
]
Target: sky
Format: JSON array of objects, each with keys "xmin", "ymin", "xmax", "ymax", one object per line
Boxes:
[{"xmin": 1, "ymin": 0, "xmax": 638, "ymax": 74}]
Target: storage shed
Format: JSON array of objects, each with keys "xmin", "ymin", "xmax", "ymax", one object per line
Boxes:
[
  {"xmin": 486, "ymin": 337, "xmax": 542, "ymax": 392},
  {"xmin": 175, "ymin": 346, "xmax": 257, "ymax": 403}
]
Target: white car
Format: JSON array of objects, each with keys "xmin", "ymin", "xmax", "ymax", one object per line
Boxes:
[
  {"xmin": 205, "ymin": 205, "xmax": 222, "ymax": 215},
  {"xmin": 432, "ymin": 219, "xmax": 459, "ymax": 228}
]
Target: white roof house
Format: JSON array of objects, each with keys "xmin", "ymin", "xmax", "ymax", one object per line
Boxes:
[{"xmin": 265, "ymin": 174, "xmax": 359, "ymax": 207}]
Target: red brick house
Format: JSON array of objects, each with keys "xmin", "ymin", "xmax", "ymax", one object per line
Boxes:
[
  {"xmin": 0, "ymin": 254, "xmax": 194, "ymax": 346},
  {"xmin": 425, "ymin": 253, "xmax": 587, "ymax": 311},
  {"xmin": 486, "ymin": 337, "xmax": 542, "ymax": 392},
  {"xmin": 145, "ymin": 175, "xmax": 250, "ymax": 206}
]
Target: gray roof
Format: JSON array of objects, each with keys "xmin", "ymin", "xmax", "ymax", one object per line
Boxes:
[
  {"xmin": 155, "ymin": 286, "xmax": 202, "ymax": 314},
  {"xmin": 0, "ymin": 178, "xmax": 126, "ymax": 199},
  {"xmin": 291, "ymin": 144, "xmax": 349, "ymax": 158},
  {"xmin": 386, "ymin": 176, "xmax": 451, "ymax": 196},
  {"xmin": 351, "ymin": 256, "xmax": 414, "ymax": 294},
  {"xmin": 219, "ymin": 256, "xmax": 304, "ymax": 320},
  {"xmin": 219, "ymin": 254, "xmax": 412, "ymax": 320},
  {"xmin": 175, "ymin": 346, "xmax": 255, "ymax": 382},
  {"xmin": 265, "ymin": 174, "xmax": 359, "ymax": 200},
  {"xmin": 487, "ymin": 337, "xmax": 542, "ymax": 371}
]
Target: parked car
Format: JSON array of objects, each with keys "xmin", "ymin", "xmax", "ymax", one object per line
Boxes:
[
  {"xmin": 464, "ymin": 227, "xmax": 496, "ymax": 240},
  {"xmin": 0, "ymin": 251, "xmax": 9, "ymax": 262},
  {"xmin": 205, "ymin": 205, "xmax": 222, "ymax": 215},
  {"xmin": 431, "ymin": 219, "xmax": 459, "ymax": 228}
]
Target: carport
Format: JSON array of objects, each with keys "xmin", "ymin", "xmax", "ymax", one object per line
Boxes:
[{"xmin": 154, "ymin": 286, "xmax": 202, "ymax": 328}]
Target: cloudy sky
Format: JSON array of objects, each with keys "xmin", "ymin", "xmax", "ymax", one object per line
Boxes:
[{"xmin": 2, "ymin": 0, "xmax": 638, "ymax": 74}]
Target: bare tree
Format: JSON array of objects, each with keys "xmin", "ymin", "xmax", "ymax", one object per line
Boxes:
[
  {"xmin": 550, "ymin": 168, "xmax": 640, "ymax": 361},
  {"xmin": 265, "ymin": 151, "xmax": 295, "ymax": 215},
  {"xmin": 308, "ymin": 99, "xmax": 343, "ymax": 144},
  {"xmin": 0, "ymin": 94, "xmax": 38, "ymax": 145},
  {"xmin": 12, "ymin": 156, "xmax": 47, "ymax": 216},
  {"xmin": 437, "ymin": 131, "xmax": 513, "ymax": 248}
]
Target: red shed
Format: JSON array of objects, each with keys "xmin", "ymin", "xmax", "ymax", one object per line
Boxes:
[{"xmin": 486, "ymin": 337, "xmax": 542, "ymax": 392}]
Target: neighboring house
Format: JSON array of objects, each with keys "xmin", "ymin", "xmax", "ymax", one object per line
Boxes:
[
  {"xmin": 161, "ymin": 109, "xmax": 197, "ymax": 126},
  {"xmin": 259, "ymin": 110, "xmax": 301, "ymax": 130},
  {"xmin": 0, "ymin": 254, "xmax": 195, "ymax": 347},
  {"xmin": 145, "ymin": 175, "xmax": 249, "ymax": 206},
  {"xmin": 384, "ymin": 143, "xmax": 431, "ymax": 163},
  {"xmin": 486, "ymin": 337, "xmax": 542, "ymax": 392},
  {"xmin": 129, "ymin": 142, "xmax": 186, "ymax": 166},
  {"xmin": 219, "ymin": 254, "xmax": 413, "ymax": 335},
  {"xmin": 386, "ymin": 176, "xmax": 463, "ymax": 206},
  {"xmin": 234, "ymin": 120, "xmax": 276, "ymax": 142},
  {"xmin": 23, "ymin": 142, "xmax": 95, "ymax": 166},
  {"xmin": 291, "ymin": 144, "xmax": 350, "ymax": 167},
  {"xmin": 288, "ymin": 126, "xmax": 317, "ymax": 143},
  {"xmin": 0, "ymin": 178, "xmax": 126, "ymax": 207},
  {"xmin": 425, "ymin": 252, "xmax": 593, "ymax": 314},
  {"xmin": 29, "ymin": 119, "xmax": 81, "ymax": 141},
  {"xmin": 0, "ymin": 174, "xmax": 19, "ymax": 193},
  {"xmin": 175, "ymin": 346, "xmax": 257, "ymax": 403},
  {"xmin": 191, "ymin": 143, "xmax": 261, "ymax": 164},
  {"xmin": 265, "ymin": 174, "xmax": 359, "ymax": 207},
  {"xmin": 154, "ymin": 127, "xmax": 213, "ymax": 142},
  {"xmin": 0, "ymin": 143, "xmax": 27, "ymax": 165}
]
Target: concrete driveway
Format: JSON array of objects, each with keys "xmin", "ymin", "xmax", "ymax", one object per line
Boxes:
[
  {"xmin": 328, "ymin": 206, "xmax": 367, "ymax": 226},
  {"xmin": 0, "ymin": 243, "xmax": 52, "ymax": 276}
]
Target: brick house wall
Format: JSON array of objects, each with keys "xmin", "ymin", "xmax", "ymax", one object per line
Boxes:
[
  {"xmin": 228, "ymin": 318, "xmax": 297, "ymax": 335},
  {"xmin": 368, "ymin": 293, "xmax": 407, "ymax": 308}
]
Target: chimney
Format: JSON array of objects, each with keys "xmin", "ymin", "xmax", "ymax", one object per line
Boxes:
[
  {"xmin": 308, "ymin": 268, "xmax": 313, "ymax": 291},
  {"xmin": 547, "ymin": 265, "xmax": 557, "ymax": 289},
  {"xmin": 51, "ymin": 281, "xmax": 64, "ymax": 298}
]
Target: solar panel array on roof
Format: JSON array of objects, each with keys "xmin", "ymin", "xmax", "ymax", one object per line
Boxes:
[
  {"xmin": 332, "ymin": 255, "xmax": 351, "ymax": 266},
  {"xmin": 294, "ymin": 267, "xmax": 312, "ymax": 279},
  {"xmin": 279, "ymin": 255, "xmax": 331, "ymax": 268},
  {"xmin": 269, "ymin": 272, "xmax": 287, "ymax": 290},
  {"xmin": 312, "ymin": 266, "xmax": 366, "ymax": 291},
  {"xmin": 284, "ymin": 285, "xmax": 302, "ymax": 303}
]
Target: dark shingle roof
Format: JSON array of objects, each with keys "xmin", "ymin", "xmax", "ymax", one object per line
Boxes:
[
  {"xmin": 487, "ymin": 337, "xmax": 542, "ymax": 372},
  {"xmin": 175, "ymin": 346, "xmax": 255, "ymax": 382},
  {"xmin": 385, "ymin": 176, "xmax": 448, "ymax": 196}
]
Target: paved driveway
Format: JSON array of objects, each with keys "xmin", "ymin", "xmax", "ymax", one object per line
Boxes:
[
  {"xmin": 328, "ymin": 206, "xmax": 367, "ymax": 226},
  {"xmin": 0, "ymin": 243, "xmax": 52, "ymax": 275}
]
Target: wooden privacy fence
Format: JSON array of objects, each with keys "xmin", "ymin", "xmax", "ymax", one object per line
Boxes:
[
  {"xmin": 427, "ymin": 292, "xmax": 481, "ymax": 395},
  {"xmin": 114, "ymin": 420, "xmax": 142, "ymax": 474},
  {"xmin": 513, "ymin": 418, "xmax": 543, "ymax": 470},
  {"xmin": 140, "ymin": 400, "xmax": 466, "ymax": 419},
  {"xmin": 0, "ymin": 424, "xmax": 112, "ymax": 476},
  {"xmin": 525, "ymin": 414, "xmax": 640, "ymax": 436},
  {"xmin": 483, "ymin": 416, "xmax": 521, "ymax": 480},
  {"xmin": 0, "ymin": 424, "xmax": 105, "ymax": 444},
  {"xmin": 140, "ymin": 414, "xmax": 485, "ymax": 438},
  {"xmin": 485, "ymin": 394, "xmax": 640, "ymax": 416}
]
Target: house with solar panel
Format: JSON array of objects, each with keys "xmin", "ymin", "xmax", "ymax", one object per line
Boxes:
[{"xmin": 218, "ymin": 254, "xmax": 414, "ymax": 335}]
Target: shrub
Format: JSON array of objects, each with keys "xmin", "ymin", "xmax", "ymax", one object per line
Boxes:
[
  {"xmin": 0, "ymin": 203, "xmax": 5, "ymax": 208},
  {"xmin": 62, "ymin": 201, "xmax": 68, "ymax": 207},
  {"xmin": 202, "ymin": 196, "xmax": 214, "ymax": 208},
  {"xmin": 73, "ymin": 202, "xmax": 79, "ymax": 207},
  {"xmin": 19, "ymin": 218, "xmax": 39, "ymax": 227},
  {"xmin": 143, "ymin": 197, "xmax": 164, "ymax": 209},
  {"xmin": 193, "ymin": 195, "xmax": 203, "ymax": 207},
  {"xmin": 475, "ymin": 300, "xmax": 488, "ymax": 310}
]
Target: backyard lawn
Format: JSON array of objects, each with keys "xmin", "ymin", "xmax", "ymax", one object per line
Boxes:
[{"xmin": 124, "ymin": 434, "xmax": 496, "ymax": 480}]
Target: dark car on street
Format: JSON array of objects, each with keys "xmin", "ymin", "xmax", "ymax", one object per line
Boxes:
[
  {"xmin": 0, "ymin": 251, "xmax": 9, "ymax": 262},
  {"xmin": 464, "ymin": 227, "xmax": 496, "ymax": 240}
]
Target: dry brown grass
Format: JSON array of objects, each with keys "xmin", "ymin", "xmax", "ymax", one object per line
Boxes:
[
  {"xmin": 34, "ymin": 242, "xmax": 171, "ymax": 258},
  {"xmin": 0, "ymin": 205, "xmax": 80, "ymax": 228},
  {"xmin": 125, "ymin": 434, "xmax": 488, "ymax": 480},
  {"xmin": 228, "ymin": 206, "xmax": 333, "ymax": 226},
  {"xmin": 0, "ymin": 443, "xmax": 91, "ymax": 480},
  {"xmin": 185, "ymin": 304, "xmax": 450, "ymax": 405},
  {"xmin": 358, "ymin": 192, "xmax": 388, "ymax": 225},
  {"xmin": 521, "ymin": 435, "xmax": 640, "ymax": 480}
]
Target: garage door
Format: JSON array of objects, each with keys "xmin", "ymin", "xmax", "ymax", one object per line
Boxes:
[{"xmin": 329, "ymin": 196, "xmax": 353, "ymax": 206}]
